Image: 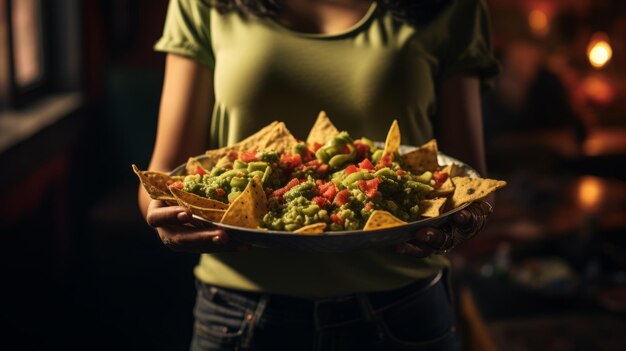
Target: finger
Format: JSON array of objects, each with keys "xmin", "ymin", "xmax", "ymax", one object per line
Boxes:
[
  {"xmin": 168, "ymin": 227, "xmax": 226, "ymax": 249},
  {"xmin": 147, "ymin": 205, "xmax": 192, "ymax": 228},
  {"xmin": 452, "ymin": 209, "xmax": 471, "ymax": 227},
  {"xmin": 394, "ymin": 242, "xmax": 434, "ymax": 258},
  {"xmin": 414, "ymin": 227, "xmax": 446, "ymax": 249},
  {"xmin": 158, "ymin": 227, "xmax": 241, "ymax": 253}
]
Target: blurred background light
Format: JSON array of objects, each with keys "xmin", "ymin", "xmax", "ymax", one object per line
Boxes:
[
  {"xmin": 576, "ymin": 175, "xmax": 605, "ymax": 212},
  {"xmin": 587, "ymin": 32, "xmax": 613, "ymax": 68},
  {"xmin": 529, "ymin": 9, "xmax": 550, "ymax": 37}
]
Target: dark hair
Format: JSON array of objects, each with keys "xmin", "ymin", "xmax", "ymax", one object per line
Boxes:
[{"xmin": 204, "ymin": 0, "xmax": 450, "ymax": 26}]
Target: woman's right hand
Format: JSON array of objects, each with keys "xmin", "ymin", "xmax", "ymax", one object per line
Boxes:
[{"xmin": 146, "ymin": 200, "xmax": 243, "ymax": 253}]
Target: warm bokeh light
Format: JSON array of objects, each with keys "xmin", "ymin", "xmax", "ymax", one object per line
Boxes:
[
  {"xmin": 587, "ymin": 33, "xmax": 613, "ymax": 68},
  {"xmin": 528, "ymin": 10, "xmax": 549, "ymax": 37},
  {"xmin": 580, "ymin": 74, "xmax": 614, "ymax": 104},
  {"xmin": 577, "ymin": 176, "xmax": 605, "ymax": 212}
]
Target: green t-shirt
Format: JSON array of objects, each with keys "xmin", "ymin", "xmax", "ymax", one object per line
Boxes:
[{"xmin": 155, "ymin": 0, "xmax": 499, "ymax": 297}]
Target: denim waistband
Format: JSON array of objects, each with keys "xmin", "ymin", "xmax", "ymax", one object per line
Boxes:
[
  {"xmin": 198, "ymin": 271, "xmax": 443, "ymax": 328},
  {"xmin": 268, "ymin": 272, "xmax": 441, "ymax": 312}
]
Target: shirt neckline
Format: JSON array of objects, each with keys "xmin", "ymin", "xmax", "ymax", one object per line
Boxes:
[{"xmin": 266, "ymin": 2, "xmax": 378, "ymax": 39}]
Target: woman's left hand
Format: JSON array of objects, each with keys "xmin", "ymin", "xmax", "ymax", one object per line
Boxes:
[{"xmin": 394, "ymin": 201, "xmax": 493, "ymax": 257}]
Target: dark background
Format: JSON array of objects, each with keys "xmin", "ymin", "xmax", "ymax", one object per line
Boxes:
[{"xmin": 1, "ymin": 0, "xmax": 625, "ymax": 350}]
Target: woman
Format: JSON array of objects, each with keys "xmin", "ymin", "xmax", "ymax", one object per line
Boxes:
[{"xmin": 139, "ymin": 0, "xmax": 499, "ymax": 350}]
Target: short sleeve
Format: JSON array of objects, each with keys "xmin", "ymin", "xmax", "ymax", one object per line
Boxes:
[
  {"xmin": 438, "ymin": 0, "xmax": 500, "ymax": 87},
  {"xmin": 154, "ymin": 0, "xmax": 215, "ymax": 69}
]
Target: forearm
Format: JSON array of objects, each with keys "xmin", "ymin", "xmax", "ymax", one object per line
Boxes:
[
  {"xmin": 138, "ymin": 187, "xmax": 152, "ymax": 220},
  {"xmin": 435, "ymin": 75, "xmax": 487, "ymax": 176},
  {"xmin": 137, "ymin": 54, "xmax": 215, "ymax": 219}
]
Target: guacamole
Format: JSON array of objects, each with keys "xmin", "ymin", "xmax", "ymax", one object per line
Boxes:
[{"xmin": 181, "ymin": 132, "xmax": 437, "ymax": 231}]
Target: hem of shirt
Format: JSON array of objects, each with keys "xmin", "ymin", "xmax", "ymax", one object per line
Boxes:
[
  {"xmin": 193, "ymin": 261, "xmax": 446, "ymax": 298},
  {"xmin": 153, "ymin": 39, "xmax": 215, "ymax": 69}
]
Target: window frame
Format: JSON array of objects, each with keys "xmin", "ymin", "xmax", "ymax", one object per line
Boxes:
[{"xmin": 1, "ymin": 0, "xmax": 51, "ymax": 109}]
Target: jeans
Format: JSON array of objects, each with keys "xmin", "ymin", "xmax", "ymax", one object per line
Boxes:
[{"xmin": 190, "ymin": 270, "xmax": 460, "ymax": 351}]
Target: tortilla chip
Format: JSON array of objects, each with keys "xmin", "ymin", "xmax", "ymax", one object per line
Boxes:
[
  {"xmin": 449, "ymin": 177, "xmax": 507, "ymax": 208},
  {"xmin": 383, "ymin": 120, "xmax": 401, "ymax": 158},
  {"xmin": 204, "ymin": 147, "xmax": 233, "ymax": 166},
  {"xmin": 363, "ymin": 210, "xmax": 407, "ymax": 231},
  {"xmin": 402, "ymin": 139, "xmax": 439, "ymax": 174},
  {"xmin": 220, "ymin": 176, "xmax": 268, "ymax": 229},
  {"xmin": 259, "ymin": 122, "xmax": 300, "ymax": 153},
  {"xmin": 419, "ymin": 198, "xmax": 448, "ymax": 218},
  {"xmin": 155, "ymin": 196, "xmax": 179, "ymax": 207},
  {"xmin": 132, "ymin": 164, "xmax": 174, "ymax": 199},
  {"xmin": 169, "ymin": 187, "xmax": 229, "ymax": 210},
  {"xmin": 214, "ymin": 155, "xmax": 234, "ymax": 169},
  {"xmin": 205, "ymin": 121, "xmax": 299, "ymax": 163},
  {"xmin": 293, "ymin": 222, "xmax": 327, "ymax": 235},
  {"xmin": 185, "ymin": 204, "xmax": 226, "ymax": 222},
  {"xmin": 441, "ymin": 163, "xmax": 463, "ymax": 177},
  {"xmin": 430, "ymin": 177, "xmax": 455, "ymax": 197},
  {"xmin": 204, "ymin": 122, "xmax": 279, "ymax": 163},
  {"xmin": 185, "ymin": 157, "xmax": 209, "ymax": 176},
  {"xmin": 306, "ymin": 111, "xmax": 339, "ymax": 147},
  {"xmin": 236, "ymin": 121, "xmax": 281, "ymax": 151}
]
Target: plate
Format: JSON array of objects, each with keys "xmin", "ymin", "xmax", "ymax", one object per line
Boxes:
[{"xmin": 170, "ymin": 145, "xmax": 480, "ymax": 252}]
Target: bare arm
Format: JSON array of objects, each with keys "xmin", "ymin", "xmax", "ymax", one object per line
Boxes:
[
  {"xmin": 138, "ymin": 54, "xmax": 214, "ymax": 218},
  {"xmin": 137, "ymin": 54, "xmax": 236, "ymax": 252},
  {"xmin": 435, "ymin": 75, "xmax": 487, "ymax": 177},
  {"xmin": 398, "ymin": 75, "xmax": 493, "ymax": 257}
]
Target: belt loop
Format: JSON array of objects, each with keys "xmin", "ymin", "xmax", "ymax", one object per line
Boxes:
[
  {"xmin": 239, "ymin": 293, "xmax": 270, "ymax": 349},
  {"xmin": 356, "ymin": 294, "xmax": 385, "ymax": 344},
  {"xmin": 313, "ymin": 300, "xmax": 321, "ymax": 351},
  {"xmin": 312, "ymin": 299, "xmax": 328, "ymax": 351},
  {"xmin": 313, "ymin": 300, "xmax": 320, "ymax": 330}
]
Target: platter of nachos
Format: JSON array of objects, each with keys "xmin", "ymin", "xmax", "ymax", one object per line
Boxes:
[{"xmin": 133, "ymin": 111, "xmax": 506, "ymax": 252}]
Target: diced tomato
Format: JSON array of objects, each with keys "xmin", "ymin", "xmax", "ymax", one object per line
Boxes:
[
  {"xmin": 330, "ymin": 213, "xmax": 343, "ymax": 224},
  {"xmin": 284, "ymin": 178, "xmax": 301, "ymax": 190},
  {"xmin": 195, "ymin": 166, "xmax": 207, "ymax": 176},
  {"xmin": 316, "ymin": 164, "xmax": 330, "ymax": 177},
  {"xmin": 228, "ymin": 150, "xmax": 239, "ymax": 161},
  {"xmin": 340, "ymin": 144, "xmax": 351, "ymax": 154},
  {"xmin": 240, "ymin": 150, "xmax": 258, "ymax": 163},
  {"xmin": 356, "ymin": 180, "xmax": 367, "ymax": 192},
  {"xmin": 271, "ymin": 178, "xmax": 300, "ymax": 198},
  {"xmin": 319, "ymin": 182, "xmax": 337, "ymax": 201},
  {"xmin": 170, "ymin": 181, "xmax": 183, "ymax": 190},
  {"xmin": 366, "ymin": 177, "xmax": 382, "ymax": 187},
  {"xmin": 354, "ymin": 141, "xmax": 370, "ymax": 160},
  {"xmin": 215, "ymin": 188, "xmax": 226, "ymax": 196},
  {"xmin": 396, "ymin": 169, "xmax": 406, "ymax": 176},
  {"xmin": 312, "ymin": 196, "xmax": 330, "ymax": 209},
  {"xmin": 312, "ymin": 142, "xmax": 323, "ymax": 152},
  {"xmin": 318, "ymin": 181, "xmax": 332, "ymax": 192},
  {"xmin": 364, "ymin": 203, "xmax": 373, "ymax": 212},
  {"xmin": 305, "ymin": 159, "xmax": 321, "ymax": 167},
  {"xmin": 334, "ymin": 189, "xmax": 351, "ymax": 206},
  {"xmin": 364, "ymin": 177, "xmax": 382, "ymax": 200},
  {"xmin": 280, "ymin": 152, "xmax": 302, "ymax": 169},
  {"xmin": 433, "ymin": 171, "xmax": 449, "ymax": 187},
  {"xmin": 377, "ymin": 153, "xmax": 393, "ymax": 168},
  {"xmin": 345, "ymin": 164, "xmax": 358, "ymax": 175},
  {"xmin": 300, "ymin": 146, "xmax": 316, "ymax": 162},
  {"xmin": 358, "ymin": 158, "xmax": 374, "ymax": 170}
]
